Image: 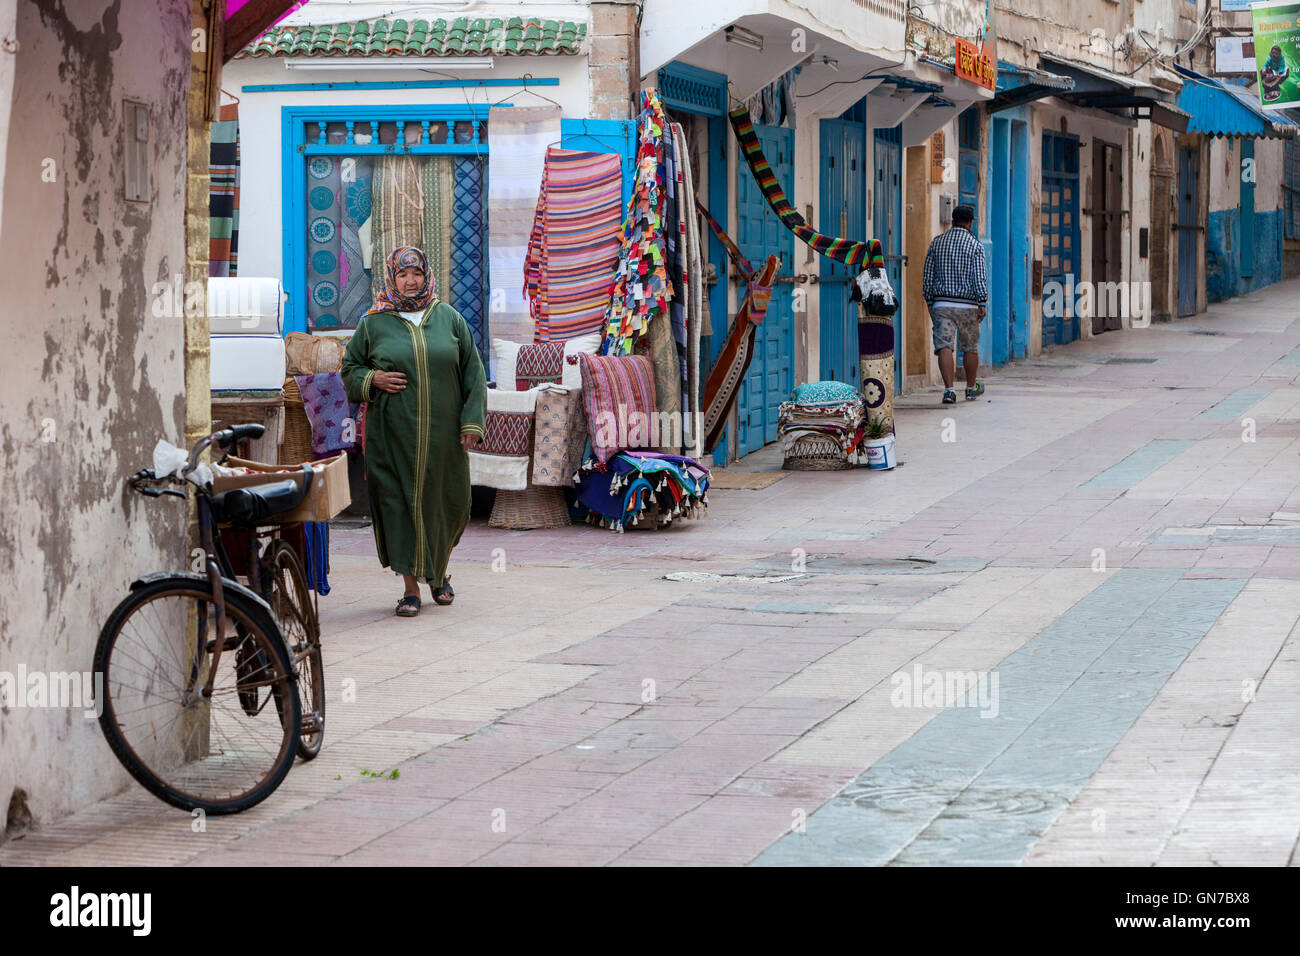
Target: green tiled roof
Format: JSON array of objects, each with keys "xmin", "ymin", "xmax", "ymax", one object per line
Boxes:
[{"xmin": 240, "ymin": 17, "xmax": 587, "ymax": 58}]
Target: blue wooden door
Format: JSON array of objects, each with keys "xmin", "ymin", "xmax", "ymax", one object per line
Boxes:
[
  {"xmin": 873, "ymin": 126, "xmax": 903, "ymax": 392},
  {"xmin": 819, "ymin": 117, "xmax": 866, "ymax": 385},
  {"xmin": 1240, "ymin": 139, "xmax": 1255, "ymax": 280},
  {"xmin": 1041, "ymin": 131, "xmax": 1080, "ymax": 346},
  {"xmin": 1177, "ymin": 145, "xmax": 1198, "ymax": 316},
  {"xmin": 736, "ymin": 123, "xmax": 795, "ymax": 456}
]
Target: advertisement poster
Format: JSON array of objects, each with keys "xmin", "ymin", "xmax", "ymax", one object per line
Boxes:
[{"xmin": 1253, "ymin": 0, "xmax": 1300, "ymax": 109}]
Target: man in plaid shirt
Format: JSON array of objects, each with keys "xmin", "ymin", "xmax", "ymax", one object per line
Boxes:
[{"xmin": 922, "ymin": 205, "xmax": 987, "ymax": 404}]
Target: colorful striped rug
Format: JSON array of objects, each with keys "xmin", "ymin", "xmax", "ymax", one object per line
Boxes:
[
  {"xmin": 209, "ymin": 103, "xmax": 239, "ymax": 277},
  {"xmin": 524, "ymin": 148, "xmax": 622, "ymax": 342},
  {"xmin": 729, "ymin": 106, "xmax": 871, "ymax": 269}
]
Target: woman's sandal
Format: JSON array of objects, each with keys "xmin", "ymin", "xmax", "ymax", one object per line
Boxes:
[
  {"xmin": 432, "ymin": 576, "xmax": 454, "ymax": 606},
  {"xmin": 395, "ymin": 594, "xmax": 421, "ymax": 617}
]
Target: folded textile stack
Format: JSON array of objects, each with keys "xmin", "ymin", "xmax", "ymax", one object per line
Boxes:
[
  {"xmin": 779, "ymin": 381, "xmax": 866, "ymax": 470},
  {"xmin": 576, "ymin": 451, "xmax": 710, "ymax": 533}
]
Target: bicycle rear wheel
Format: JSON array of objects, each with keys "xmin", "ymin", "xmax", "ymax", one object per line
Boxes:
[
  {"xmin": 263, "ymin": 540, "xmax": 325, "ymax": 759},
  {"xmin": 94, "ymin": 577, "xmax": 300, "ymax": 814}
]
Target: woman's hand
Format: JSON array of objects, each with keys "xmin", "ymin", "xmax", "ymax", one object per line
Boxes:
[
  {"xmin": 460, "ymin": 434, "xmax": 480, "ymax": 452},
  {"xmin": 373, "ymin": 370, "xmax": 407, "ymax": 393}
]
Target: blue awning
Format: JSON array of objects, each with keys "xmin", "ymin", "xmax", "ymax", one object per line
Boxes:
[
  {"xmin": 1175, "ymin": 66, "xmax": 1298, "ymax": 139},
  {"xmin": 990, "ymin": 61, "xmax": 1074, "ymax": 113}
]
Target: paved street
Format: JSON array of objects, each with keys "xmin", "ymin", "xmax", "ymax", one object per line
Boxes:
[{"xmin": 8, "ymin": 282, "xmax": 1300, "ymax": 866}]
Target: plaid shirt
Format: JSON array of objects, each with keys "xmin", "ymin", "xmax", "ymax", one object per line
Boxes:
[{"xmin": 922, "ymin": 226, "xmax": 987, "ymax": 307}]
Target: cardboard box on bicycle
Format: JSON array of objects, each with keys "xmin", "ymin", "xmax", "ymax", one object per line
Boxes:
[{"xmin": 214, "ymin": 453, "xmax": 350, "ymax": 523}]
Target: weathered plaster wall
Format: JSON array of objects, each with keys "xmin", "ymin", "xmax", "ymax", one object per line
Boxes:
[{"xmin": 0, "ymin": 0, "xmax": 191, "ymax": 834}]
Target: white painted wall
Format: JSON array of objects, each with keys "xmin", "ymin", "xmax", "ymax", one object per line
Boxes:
[{"xmin": 222, "ymin": 53, "xmax": 591, "ymax": 283}]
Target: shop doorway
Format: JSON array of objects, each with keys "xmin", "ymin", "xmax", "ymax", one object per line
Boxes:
[
  {"xmin": 1041, "ymin": 130, "xmax": 1081, "ymax": 345},
  {"xmin": 873, "ymin": 125, "xmax": 903, "ymax": 392},
  {"xmin": 989, "ymin": 113, "xmax": 1031, "ymax": 362},
  {"xmin": 735, "ymin": 122, "xmax": 795, "ymax": 457},
  {"xmin": 818, "ymin": 108, "xmax": 867, "ymax": 385},
  {"xmin": 1090, "ymin": 139, "xmax": 1124, "ymax": 333},
  {"xmin": 1150, "ymin": 135, "xmax": 1173, "ymax": 323},
  {"xmin": 1177, "ymin": 144, "xmax": 1199, "ymax": 316}
]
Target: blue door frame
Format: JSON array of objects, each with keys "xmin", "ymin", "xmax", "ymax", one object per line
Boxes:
[
  {"xmin": 819, "ymin": 114, "xmax": 866, "ymax": 386},
  {"xmin": 736, "ymin": 123, "xmax": 795, "ymax": 457},
  {"xmin": 658, "ymin": 61, "xmax": 731, "ymax": 464},
  {"xmin": 872, "ymin": 126, "xmax": 903, "ymax": 392},
  {"xmin": 988, "ymin": 109, "xmax": 1031, "ymax": 362}
]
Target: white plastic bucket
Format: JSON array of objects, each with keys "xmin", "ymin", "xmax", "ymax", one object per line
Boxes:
[{"xmin": 863, "ymin": 435, "xmax": 896, "ymax": 470}]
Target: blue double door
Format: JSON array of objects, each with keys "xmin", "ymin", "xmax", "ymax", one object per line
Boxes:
[
  {"xmin": 818, "ymin": 117, "xmax": 866, "ymax": 386},
  {"xmin": 736, "ymin": 124, "xmax": 795, "ymax": 458}
]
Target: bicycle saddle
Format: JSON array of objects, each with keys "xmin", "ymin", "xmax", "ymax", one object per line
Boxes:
[{"xmin": 212, "ymin": 465, "xmax": 315, "ymax": 527}]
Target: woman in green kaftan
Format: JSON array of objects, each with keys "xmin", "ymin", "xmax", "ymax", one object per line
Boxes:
[{"xmin": 342, "ymin": 246, "xmax": 487, "ymax": 616}]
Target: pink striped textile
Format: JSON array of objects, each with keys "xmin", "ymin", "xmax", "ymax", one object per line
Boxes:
[
  {"xmin": 576, "ymin": 353, "xmax": 658, "ymax": 466},
  {"xmin": 524, "ymin": 148, "xmax": 623, "ymax": 342}
]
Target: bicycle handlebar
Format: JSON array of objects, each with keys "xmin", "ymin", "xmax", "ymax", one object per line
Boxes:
[{"xmin": 132, "ymin": 423, "xmax": 268, "ymax": 497}]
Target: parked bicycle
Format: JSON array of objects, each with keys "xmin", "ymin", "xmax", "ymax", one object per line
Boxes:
[{"xmin": 95, "ymin": 424, "xmax": 325, "ymax": 814}]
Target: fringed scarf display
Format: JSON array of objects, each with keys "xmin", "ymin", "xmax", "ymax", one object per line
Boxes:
[
  {"xmin": 729, "ymin": 106, "xmax": 872, "ymax": 269},
  {"xmin": 601, "ymin": 90, "xmax": 674, "ymax": 356}
]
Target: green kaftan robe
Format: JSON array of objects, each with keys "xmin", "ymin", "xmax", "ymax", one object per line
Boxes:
[{"xmin": 341, "ymin": 301, "xmax": 487, "ymax": 583}]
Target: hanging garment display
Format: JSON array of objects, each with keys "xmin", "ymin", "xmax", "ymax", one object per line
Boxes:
[
  {"xmin": 701, "ymin": 253, "xmax": 780, "ymax": 453},
  {"xmin": 306, "ymin": 156, "xmax": 343, "ymax": 329},
  {"xmin": 602, "ymin": 89, "xmax": 673, "ymax": 356},
  {"xmin": 488, "ymin": 104, "xmax": 562, "ymax": 351},
  {"xmin": 336, "ymin": 156, "xmax": 374, "ymax": 329},
  {"xmin": 729, "ymin": 106, "xmax": 872, "ymax": 268},
  {"xmin": 420, "ymin": 156, "xmax": 456, "ymax": 318},
  {"xmin": 451, "ymin": 157, "xmax": 488, "ymax": 357},
  {"xmin": 523, "ymin": 148, "xmax": 623, "ymax": 342},
  {"xmin": 369, "ymin": 155, "xmax": 424, "ymax": 301},
  {"xmin": 662, "ymin": 122, "xmax": 689, "ymax": 425},
  {"xmin": 676, "ymin": 122, "xmax": 705, "ymax": 457},
  {"xmin": 209, "ymin": 102, "xmax": 240, "ymax": 278}
]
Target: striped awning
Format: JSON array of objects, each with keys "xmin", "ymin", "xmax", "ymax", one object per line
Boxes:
[{"xmin": 1174, "ymin": 66, "xmax": 1298, "ymax": 140}]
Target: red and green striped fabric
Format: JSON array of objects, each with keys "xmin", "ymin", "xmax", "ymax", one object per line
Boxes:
[{"xmin": 729, "ymin": 106, "xmax": 872, "ymax": 269}]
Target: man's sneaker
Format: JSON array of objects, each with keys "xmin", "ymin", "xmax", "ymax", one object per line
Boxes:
[
  {"xmin": 965, "ymin": 382, "xmax": 985, "ymax": 401},
  {"xmin": 942, "ymin": 389, "xmax": 957, "ymax": 405}
]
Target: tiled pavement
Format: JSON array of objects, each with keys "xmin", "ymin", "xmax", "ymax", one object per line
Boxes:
[{"xmin": 7, "ymin": 283, "xmax": 1300, "ymax": 866}]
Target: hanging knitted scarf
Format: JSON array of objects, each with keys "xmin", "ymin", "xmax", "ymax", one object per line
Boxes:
[
  {"xmin": 602, "ymin": 89, "xmax": 674, "ymax": 356},
  {"xmin": 729, "ymin": 105, "xmax": 871, "ymax": 269}
]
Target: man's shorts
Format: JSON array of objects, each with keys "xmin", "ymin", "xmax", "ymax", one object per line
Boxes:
[{"xmin": 930, "ymin": 304, "xmax": 981, "ymax": 355}]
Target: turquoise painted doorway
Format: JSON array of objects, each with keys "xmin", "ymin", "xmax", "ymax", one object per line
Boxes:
[
  {"xmin": 819, "ymin": 115, "xmax": 866, "ymax": 386},
  {"xmin": 735, "ymin": 123, "xmax": 795, "ymax": 457},
  {"xmin": 873, "ymin": 126, "xmax": 903, "ymax": 392}
]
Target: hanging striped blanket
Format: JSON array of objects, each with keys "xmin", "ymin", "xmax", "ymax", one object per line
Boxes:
[
  {"xmin": 729, "ymin": 106, "xmax": 871, "ymax": 269},
  {"xmin": 524, "ymin": 148, "xmax": 623, "ymax": 342},
  {"xmin": 209, "ymin": 103, "xmax": 239, "ymax": 277}
]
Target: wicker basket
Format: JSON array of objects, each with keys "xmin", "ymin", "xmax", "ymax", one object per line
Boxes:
[
  {"xmin": 782, "ymin": 433, "xmax": 852, "ymax": 471},
  {"xmin": 488, "ymin": 485, "xmax": 572, "ymax": 530},
  {"xmin": 280, "ymin": 377, "xmax": 315, "ymax": 466}
]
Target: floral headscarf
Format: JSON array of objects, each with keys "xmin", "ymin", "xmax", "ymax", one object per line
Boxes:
[{"xmin": 366, "ymin": 246, "xmax": 438, "ymax": 315}]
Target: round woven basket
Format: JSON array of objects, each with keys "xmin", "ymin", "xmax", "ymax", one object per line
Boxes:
[
  {"xmin": 488, "ymin": 485, "xmax": 572, "ymax": 530},
  {"xmin": 782, "ymin": 433, "xmax": 852, "ymax": 471},
  {"xmin": 280, "ymin": 377, "xmax": 315, "ymax": 465}
]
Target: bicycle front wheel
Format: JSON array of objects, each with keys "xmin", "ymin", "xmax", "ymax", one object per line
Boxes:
[{"xmin": 94, "ymin": 577, "xmax": 300, "ymax": 814}]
